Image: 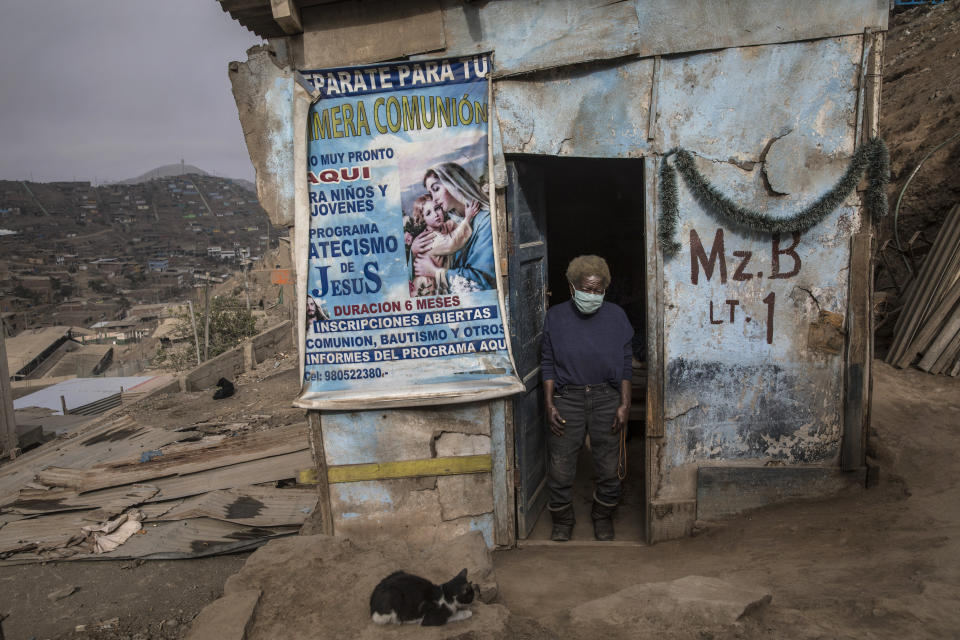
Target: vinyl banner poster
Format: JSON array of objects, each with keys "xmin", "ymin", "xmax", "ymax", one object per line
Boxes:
[{"xmin": 296, "ymin": 55, "xmax": 523, "ymax": 409}]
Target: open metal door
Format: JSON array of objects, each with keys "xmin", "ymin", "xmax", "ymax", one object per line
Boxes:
[{"xmin": 506, "ymin": 161, "xmax": 549, "ymax": 538}]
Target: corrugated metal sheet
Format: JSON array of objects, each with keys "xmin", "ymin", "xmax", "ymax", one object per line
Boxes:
[{"xmin": 13, "ymin": 376, "xmax": 154, "ymax": 415}]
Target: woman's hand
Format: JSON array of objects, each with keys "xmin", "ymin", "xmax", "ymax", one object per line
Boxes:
[
  {"xmin": 546, "ymin": 402, "xmax": 566, "ymax": 437},
  {"xmin": 415, "ymin": 254, "xmax": 439, "ymax": 278},
  {"xmin": 411, "ymin": 231, "xmax": 436, "ymax": 256},
  {"xmin": 611, "ymin": 403, "xmax": 630, "ymax": 433},
  {"xmin": 612, "ymin": 379, "xmax": 632, "ymax": 433}
]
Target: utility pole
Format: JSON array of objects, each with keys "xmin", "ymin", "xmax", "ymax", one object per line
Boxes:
[
  {"xmin": 187, "ymin": 300, "xmax": 201, "ymax": 366},
  {"xmin": 0, "ymin": 319, "xmax": 18, "ymax": 458},
  {"xmin": 203, "ymin": 273, "xmax": 211, "ymax": 361},
  {"xmin": 243, "ymin": 262, "xmax": 251, "ymax": 312}
]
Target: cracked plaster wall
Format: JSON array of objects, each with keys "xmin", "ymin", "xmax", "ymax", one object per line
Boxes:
[
  {"xmin": 322, "ymin": 403, "xmax": 496, "ymax": 545},
  {"xmin": 497, "ymin": 37, "xmax": 865, "ymax": 503}
]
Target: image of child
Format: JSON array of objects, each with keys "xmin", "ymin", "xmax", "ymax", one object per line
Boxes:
[
  {"xmin": 410, "ymin": 197, "xmax": 480, "ymax": 297},
  {"xmin": 404, "ymin": 194, "xmax": 430, "ymax": 251}
]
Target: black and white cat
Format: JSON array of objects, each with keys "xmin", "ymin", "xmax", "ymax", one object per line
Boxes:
[{"xmin": 369, "ymin": 568, "xmax": 475, "ymax": 626}]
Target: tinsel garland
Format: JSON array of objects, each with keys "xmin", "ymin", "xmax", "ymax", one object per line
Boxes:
[{"xmin": 657, "ymin": 137, "xmax": 889, "ymax": 255}]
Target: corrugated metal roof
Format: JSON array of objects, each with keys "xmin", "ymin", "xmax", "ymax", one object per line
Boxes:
[
  {"xmin": 14, "ymin": 376, "xmax": 155, "ymax": 415},
  {"xmin": 217, "ymin": 0, "xmax": 340, "ymax": 38},
  {"xmin": 5, "ymin": 327, "xmax": 73, "ymax": 373}
]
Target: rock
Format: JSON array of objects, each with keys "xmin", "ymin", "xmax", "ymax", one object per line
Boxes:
[
  {"xmin": 569, "ymin": 575, "xmax": 771, "ymax": 637},
  {"xmin": 46, "ymin": 585, "xmax": 77, "ymax": 601},
  {"xmin": 204, "ymin": 531, "xmax": 505, "ymax": 639},
  {"xmin": 185, "ymin": 589, "xmax": 261, "ymax": 640}
]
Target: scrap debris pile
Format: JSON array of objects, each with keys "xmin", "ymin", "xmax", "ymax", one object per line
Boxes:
[
  {"xmin": 0, "ymin": 413, "xmax": 315, "ymax": 563},
  {"xmin": 875, "ymin": 2, "xmax": 960, "ymax": 343},
  {"xmin": 886, "ymin": 204, "xmax": 960, "ymax": 375}
]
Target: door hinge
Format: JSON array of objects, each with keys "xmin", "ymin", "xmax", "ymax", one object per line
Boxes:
[{"xmin": 513, "ymin": 468, "xmax": 521, "ymax": 487}]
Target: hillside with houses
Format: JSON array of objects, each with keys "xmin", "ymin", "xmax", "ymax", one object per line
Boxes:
[{"xmin": 0, "ymin": 171, "xmax": 287, "ymax": 339}]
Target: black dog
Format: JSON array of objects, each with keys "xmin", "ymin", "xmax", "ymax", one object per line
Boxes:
[{"xmin": 212, "ymin": 377, "xmax": 235, "ymax": 400}]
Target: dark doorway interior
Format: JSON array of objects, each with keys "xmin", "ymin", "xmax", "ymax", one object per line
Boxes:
[{"xmin": 513, "ymin": 156, "xmax": 647, "ymax": 543}]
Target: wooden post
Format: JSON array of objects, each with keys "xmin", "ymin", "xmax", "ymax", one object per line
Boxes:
[
  {"xmin": 243, "ymin": 263, "xmax": 251, "ymax": 312},
  {"xmin": 187, "ymin": 300, "xmax": 201, "ymax": 366},
  {"xmin": 644, "ymin": 155, "xmax": 666, "ymax": 544},
  {"xmin": 0, "ymin": 320, "xmax": 17, "ymax": 456},
  {"xmin": 490, "ymin": 399, "xmax": 515, "ymax": 547},
  {"xmin": 843, "ymin": 231, "xmax": 871, "ymax": 471},
  {"xmin": 303, "ymin": 411, "xmax": 334, "ymax": 535},
  {"xmin": 203, "ymin": 274, "xmax": 211, "ymax": 362},
  {"xmin": 843, "ymin": 30, "xmax": 884, "ymax": 472}
]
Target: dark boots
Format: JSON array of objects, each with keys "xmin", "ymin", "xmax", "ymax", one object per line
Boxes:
[
  {"xmin": 591, "ymin": 500, "xmax": 616, "ymax": 541},
  {"xmin": 549, "ymin": 504, "xmax": 575, "ymax": 542}
]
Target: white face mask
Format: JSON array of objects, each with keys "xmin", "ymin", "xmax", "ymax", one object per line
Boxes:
[{"xmin": 572, "ymin": 288, "xmax": 604, "ymax": 314}]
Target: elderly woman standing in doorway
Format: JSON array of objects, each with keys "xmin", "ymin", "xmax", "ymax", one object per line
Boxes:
[{"xmin": 541, "ymin": 255, "xmax": 633, "ymax": 541}]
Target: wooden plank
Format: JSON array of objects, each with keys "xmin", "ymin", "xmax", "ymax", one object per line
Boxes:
[
  {"xmin": 887, "ymin": 208, "xmax": 956, "ymax": 362},
  {"xmin": 270, "ymin": 0, "xmax": 302, "ymax": 34},
  {"xmin": 0, "ymin": 416, "xmax": 191, "ymax": 507},
  {"xmin": 146, "ymin": 450, "xmax": 314, "ymax": 503},
  {"xmin": 643, "ymin": 155, "xmax": 664, "ymax": 546},
  {"xmin": 922, "ymin": 316, "xmax": 960, "ymax": 373},
  {"xmin": 843, "ymin": 230, "xmax": 872, "ymax": 471},
  {"xmin": 1, "ymin": 516, "xmax": 298, "ymax": 563},
  {"xmin": 37, "ymin": 424, "xmax": 308, "ymax": 493},
  {"xmin": 299, "ymin": 0, "xmax": 445, "ymax": 68},
  {"xmin": 151, "ymin": 486, "xmax": 316, "ymax": 527},
  {"xmin": 0, "ymin": 320, "xmax": 16, "ymax": 456},
  {"xmin": 901, "ymin": 277, "xmax": 960, "ymax": 364},
  {"xmin": 0, "ymin": 511, "xmax": 87, "ymax": 556},
  {"xmin": 489, "ymin": 399, "xmax": 514, "ymax": 547},
  {"xmin": 644, "ymin": 156, "xmax": 665, "ymax": 438},
  {"xmin": 6, "ymin": 484, "xmax": 158, "ymax": 519},
  {"xmin": 304, "ymin": 411, "xmax": 333, "ymax": 535},
  {"xmin": 863, "ymin": 31, "xmax": 884, "ymax": 142},
  {"xmin": 299, "ymin": 454, "xmax": 492, "ymax": 485},
  {"xmin": 647, "ymin": 56, "xmax": 661, "ymax": 142},
  {"xmin": 890, "ymin": 205, "xmax": 960, "ymax": 367}
]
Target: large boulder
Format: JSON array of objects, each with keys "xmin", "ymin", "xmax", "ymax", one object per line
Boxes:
[{"xmin": 187, "ymin": 531, "xmax": 548, "ymax": 640}]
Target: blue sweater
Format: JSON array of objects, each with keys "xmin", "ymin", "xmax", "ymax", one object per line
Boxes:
[{"xmin": 541, "ymin": 300, "xmax": 634, "ymax": 391}]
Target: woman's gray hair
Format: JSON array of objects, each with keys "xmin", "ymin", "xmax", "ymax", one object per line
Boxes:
[{"xmin": 566, "ymin": 255, "xmax": 611, "ymax": 288}]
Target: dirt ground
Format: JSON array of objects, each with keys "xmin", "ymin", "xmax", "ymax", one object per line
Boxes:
[
  {"xmin": 497, "ymin": 361, "xmax": 960, "ymax": 639},
  {"xmin": 124, "ymin": 351, "xmax": 303, "ymax": 434},
  {"xmin": 2, "ymin": 360, "xmax": 958, "ymax": 639}
]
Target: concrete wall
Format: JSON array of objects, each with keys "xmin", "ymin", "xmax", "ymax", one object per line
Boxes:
[
  {"xmin": 182, "ymin": 347, "xmax": 244, "ymax": 392},
  {"xmin": 181, "ymin": 321, "xmax": 293, "ymax": 392},
  {"xmin": 322, "ymin": 402, "xmax": 497, "ymax": 547},
  {"xmin": 250, "ymin": 320, "xmax": 293, "ymax": 365}
]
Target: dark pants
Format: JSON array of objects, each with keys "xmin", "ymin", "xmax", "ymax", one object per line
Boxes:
[{"xmin": 547, "ymin": 383, "xmax": 622, "ymax": 512}]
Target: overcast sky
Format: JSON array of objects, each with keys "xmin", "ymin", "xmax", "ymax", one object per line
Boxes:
[{"xmin": 0, "ymin": 1, "xmax": 263, "ymax": 184}]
